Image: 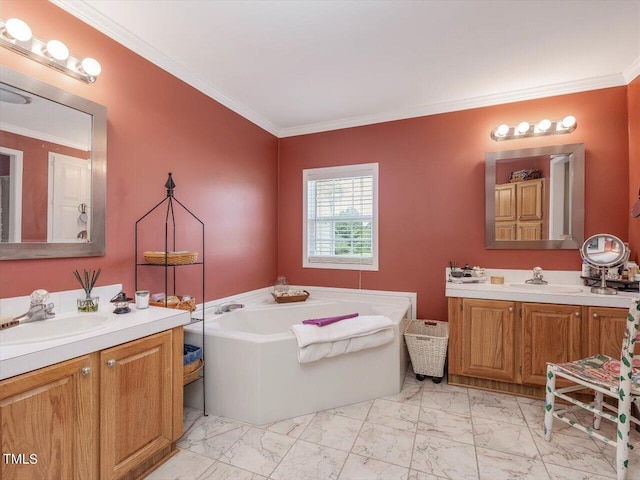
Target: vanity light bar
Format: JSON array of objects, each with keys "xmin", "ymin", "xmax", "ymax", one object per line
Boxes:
[
  {"xmin": 0, "ymin": 18, "xmax": 101, "ymax": 83},
  {"xmin": 491, "ymin": 116, "xmax": 577, "ymax": 141}
]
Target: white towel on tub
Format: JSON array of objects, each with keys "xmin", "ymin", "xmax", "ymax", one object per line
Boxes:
[
  {"xmin": 295, "ymin": 327, "xmax": 395, "ymax": 363},
  {"xmin": 290, "ymin": 315, "xmax": 395, "ymax": 363}
]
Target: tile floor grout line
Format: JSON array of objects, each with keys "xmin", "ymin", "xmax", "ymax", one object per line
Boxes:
[
  {"xmin": 334, "ymin": 400, "xmax": 375, "ymax": 480},
  {"xmin": 407, "ymin": 377, "xmax": 424, "ymax": 479},
  {"xmin": 520, "ymin": 397, "xmax": 555, "ymax": 480},
  {"xmin": 467, "ymin": 387, "xmax": 482, "ymax": 480}
]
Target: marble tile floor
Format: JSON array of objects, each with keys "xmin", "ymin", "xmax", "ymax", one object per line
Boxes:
[{"xmin": 146, "ymin": 371, "xmax": 640, "ymax": 480}]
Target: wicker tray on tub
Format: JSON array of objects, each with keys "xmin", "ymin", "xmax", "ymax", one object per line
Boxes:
[
  {"xmin": 271, "ymin": 290, "xmax": 310, "ymax": 303},
  {"xmin": 404, "ymin": 319, "xmax": 449, "ymax": 383},
  {"xmin": 143, "ymin": 251, "xmax": 198, "ymax": 265}
]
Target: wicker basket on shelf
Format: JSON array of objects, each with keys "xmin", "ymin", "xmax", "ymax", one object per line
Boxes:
[
  {"xmin": 143, "ymin": 251, "xmax": 198, "ymax": 265},
  {"xmin": 404, "ymin": 319, "xmax": 449, "ymax": 381},
  {"xmin": 183, "ymin": 359, "xmax": 203, "ymax": 385}
]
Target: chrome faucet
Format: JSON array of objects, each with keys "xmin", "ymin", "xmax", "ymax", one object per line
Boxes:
[
  {"xmin": 13, "ymin": 289, "xmax": 55, "ymax": 323},
  {"xmin": 525, "ymin": 267, "xmax": 548, "ymax": 285},
  {"xmin": 214, "ymin": 303, "xmax": 245, "ymax": 314}
]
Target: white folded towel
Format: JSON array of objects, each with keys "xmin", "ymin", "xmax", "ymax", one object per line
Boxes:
[
  {"xmin": 290, "ymin": 315, "xmax": 395, "ymax": 363},
  {"xmin": 295, "ymin": 327, "xmax": 394, "ymax": 363},
  {"xmin": 290, "ymin": 315, "xmax": 394, "ymax": 347}
]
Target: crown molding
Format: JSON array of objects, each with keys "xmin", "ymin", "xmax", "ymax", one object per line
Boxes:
[
  {"xmin": 50, "ymin": 1, "xmax": 640, "ymax": 139},
  {"xmin": 51, "ymin": 0, "xmax": 281, "ymax": 137},
  {"xmin": 278, "ymin": 72, "xmax": 628, "ymax": 138},
  {"xmin": 624, "ymin": 56, "xmax": 640, "ymax": 83}
]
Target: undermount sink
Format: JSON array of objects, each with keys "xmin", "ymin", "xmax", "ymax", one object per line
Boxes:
[
  {"xmin": 0, "ymin": 313, "xmax": 109, "ymax": 346},
  {"xmin": 506, "ymin": 283, "xmax": 584, "ymax": 294}
]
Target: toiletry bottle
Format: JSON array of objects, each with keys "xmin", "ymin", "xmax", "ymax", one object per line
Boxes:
[{"xmin": 581, "ymin": 260, "xmax": 590, "ymax": 277}]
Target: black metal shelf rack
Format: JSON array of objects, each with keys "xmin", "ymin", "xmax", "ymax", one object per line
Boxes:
[{"xmin": 134, "ymin": 172, "xmax": 206, "ymax": 415}]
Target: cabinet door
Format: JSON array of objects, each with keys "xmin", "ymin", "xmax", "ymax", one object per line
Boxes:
[
  {"xmin": 516, "ymin": 221, "xmax": 543, "ymax": 240},
  {"xmin": 0, "ymin": 354, "xmax": 98, "ymax": 480},
  {"xmin": 495, "ymin": 222, "xmax": 516, "ymax": 240},
  {"xmin": 517, "ymin": 179, "xmax": 544, "ymax": 222},
  {"xmin": 587, "ymin": 306, "xmax": 636, "ymax": 358},
  {"xmin": 522, "ymin": 303, "xmax": 581, "ymax": 385},
  {"xmin": 495, "ymin": 184, "xmax": 517, "ymax": 222},
  {"xmin": 457, "ymin": 298, "xmax": 517, "ymax": 381},
  {"xmin": 100, "ymin": 331, "xmax": 173, "ymax": 480}
]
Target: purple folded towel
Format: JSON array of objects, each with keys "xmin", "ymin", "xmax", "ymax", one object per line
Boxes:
[{"xmin": 302, "ymin": 313, "xmax": 359, "ymax": 327}]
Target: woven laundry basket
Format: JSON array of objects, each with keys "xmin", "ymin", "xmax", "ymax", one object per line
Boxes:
[{"xmin": 404, "ymin": 319, "xmax": 449, "ymax": 382}]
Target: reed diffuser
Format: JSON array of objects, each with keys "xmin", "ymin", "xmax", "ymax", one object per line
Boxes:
[{"xmin": 74, "ymin": 268, "xmax": 101, "ymax": 312}]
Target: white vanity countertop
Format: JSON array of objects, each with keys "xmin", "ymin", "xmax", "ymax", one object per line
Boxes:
[
  {"xmin": 445, "ymin": 268, "xmax": 640, "ymax": 308},
  {"xmin": 0, "ymin": 286, "xmax": 191, "ymax": 380}
]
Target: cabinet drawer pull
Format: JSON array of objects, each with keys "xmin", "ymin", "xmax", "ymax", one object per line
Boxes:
[
  {"xmin": 593, "ymin": 313, "xmax": 599, "ymax": 319},
  {"xmin": 575, "ymin": 312, "xmax": 581, "ymax": 317},
  {"xmin": 508, "ymin": 307, "xmax": 513, "ymax": 313},
  {"xmin": 81, "ymin": 367, "xmax": 91, "ymax": 376},
  {"xmin": 107, "ymin": 359, "xmax": 116, "ymax": 367}
]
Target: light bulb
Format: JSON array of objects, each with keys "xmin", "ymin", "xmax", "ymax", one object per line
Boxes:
[
  {"xmin": 45, "ymin": 40, "xmax": 69, "ymax": 61},
  {"xmin": 495, "ymin": 124, "xmax": 509, "ymax": 137},
  {"xmin": 537, "ymin": 119, "xmax": 551, "ymax": 132},
  {"xmin": 561, "ymin": 115, "xmax": 576, "ymax": 129},
  {"xmin": 4, "ymin": 18, "xmax": 32, "ymax": 42},
  {"xmin": 517, "ymin": 121, "xmax": 530, "ymax": 134},
  {"xmin": 80, "ymin": 57, "xmax": 101, "ymax": 77}
]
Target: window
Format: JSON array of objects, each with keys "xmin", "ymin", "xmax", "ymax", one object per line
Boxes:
[{"xmin": 303, "ymin": 163, "xmax": 378, "ymax": 271}]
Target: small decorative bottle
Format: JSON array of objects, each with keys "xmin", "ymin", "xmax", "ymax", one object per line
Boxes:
[
  {"xmin": 274, "ymin": 276, "xmax": 290, "ymax": 294},
  {"xmin": 74, "ymin": 268, "xmax": 101, "ymax": 312}
]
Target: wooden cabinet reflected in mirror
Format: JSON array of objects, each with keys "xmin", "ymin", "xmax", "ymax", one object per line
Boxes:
[{"xmin": 486, "ymin": 143, "xmax": 584, "ymax": 249}]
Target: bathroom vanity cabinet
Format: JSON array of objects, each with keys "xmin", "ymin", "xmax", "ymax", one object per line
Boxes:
[
  {"xmin": 586, "ymin": 306, "xmax": 637, "ymax": 357},
  {"xmin": 0, "ymin": 354, "xmax": 99, "ymax": 479},
  {"xmin": 521, "ymin": 302, "xmax": 582, "ymax": 385},
  {"xmin": 448, "ymin": 297, "xmax": 629, "ymax": 397},
  {"xmin": 0, "ymin": 327, "xmax": 183, "ymax": 480},
  {"xmin": 452, "ymin": 298, "xmax": 517, "ymax": 382}
]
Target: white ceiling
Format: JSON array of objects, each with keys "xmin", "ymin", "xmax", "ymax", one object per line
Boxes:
[{"xmin": 53, "ymin": 0, "xmax": 640, "ymax": 138}]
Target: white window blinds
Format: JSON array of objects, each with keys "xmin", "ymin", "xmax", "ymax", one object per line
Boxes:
[{"xmin": 303, "ymin": 163, "xmax": 378, "ymax": 270}]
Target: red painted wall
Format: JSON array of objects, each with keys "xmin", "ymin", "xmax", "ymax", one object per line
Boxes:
[
  {"xmin": 0, "ymin": 0, "xmax": 279, "ymax": 302},
  {"xmin": 0, "ymin": 131, "xmax": 88, "ymax": 242},
  {"xmin": 630, "ymin": 75, "xmax": 640, "ymax": 261},
  {"xmin": 0, "ymin": 1, "xmax": 634, "ymax": 322},
  {"xmin": 278, "ymin": 88, "xmax": 630, "ymax": 320}
]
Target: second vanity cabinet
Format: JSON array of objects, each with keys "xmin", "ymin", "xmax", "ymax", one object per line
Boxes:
[
  {"xmin": 521, "ymin": 303, "xmax": 582, "ymax": 385},
  {"xmin": 0, "ymin": 327, "xmax": 183, "ymax": 480},
  {"xmin": 449, "ymin": 297, "xmax": 629, "ymax": 397},
  {"xmin": 454, "ymin": 299, "xmax": 517, "ymax": 382},
  {"xmin": 586, "ymin": 306, "xmax": 637, "ymax": 358}
]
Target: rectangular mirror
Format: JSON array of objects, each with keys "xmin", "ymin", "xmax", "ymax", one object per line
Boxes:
[
  {"xmin": 0, "ymin": 66, "xmax": 106, "ymax": 260},
  {"xmin": 485, "ymin": 143, "xmax": 584, "ymax": 249}
]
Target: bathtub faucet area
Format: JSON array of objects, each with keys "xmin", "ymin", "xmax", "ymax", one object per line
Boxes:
[{"xmin": 214, "ymin": 303, "xmax": 245, "ymax": 314}]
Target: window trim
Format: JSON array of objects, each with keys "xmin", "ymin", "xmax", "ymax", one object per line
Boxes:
[{"xmin": 302, "ymin": 163, "xmax": 379, "ymax": 271}]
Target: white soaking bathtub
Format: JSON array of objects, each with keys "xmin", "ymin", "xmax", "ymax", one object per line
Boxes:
[{"xmin": 184, "ymin": 291, "xmax": 412, "ymax": 424}]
